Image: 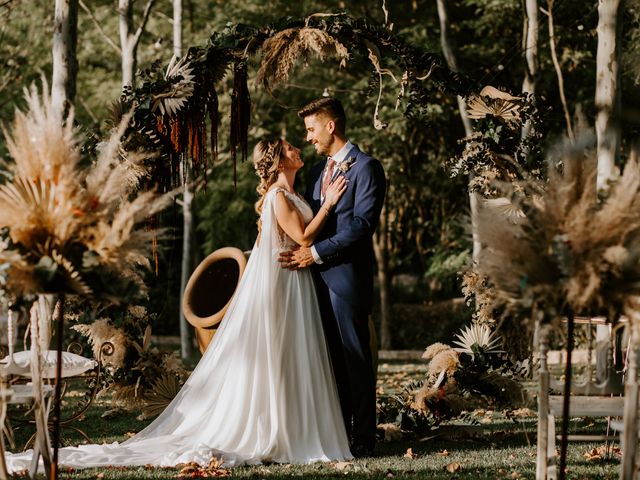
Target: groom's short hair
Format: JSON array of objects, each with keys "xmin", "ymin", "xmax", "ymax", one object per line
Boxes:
[{"xmin": 298, "ymin": 97, "xmax": 346, "ymax": 134}]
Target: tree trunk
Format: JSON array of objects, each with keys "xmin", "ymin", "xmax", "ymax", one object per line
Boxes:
[
  {"xmin": 174, "ymin": 0, "xmax": 193, "ymax": 360},
  {"xmin": 546, "ymin": 0, "xmax": 574, "ymax": 141},
  {"xmin": 173, "ymin": 0, "xmax": 182, "ymax": 57},
  {"xmin": 118, "ymin": 0, "xmax": 136, "ymax": 88},
  {"xmin": 595, "ymin": 0, "xmax": 622, "ymax": 189},
  {"xmin": 521, "ymin": 0, "xmax": 539, "ymax": 139},
  {"xmin": 436, "ymin": 0, "xmax": 481, "ymax": 262},
  {"xmin": 374, "ymin": 204, "xmax": 392, "ymax": 350},
  {"xmin": 51, "ymin": 0, "xmax": 78, "ymax": 118},
  {"xmin": 118, "ymin": 0, "xmax": 155, "ymax": 88}
]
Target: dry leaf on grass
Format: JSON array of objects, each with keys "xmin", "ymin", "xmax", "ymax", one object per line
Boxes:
[
  {"xmin": 437, "ymin": 450, "xmax": 450, "ymax": 456},
  {"xmin": 404, "ymin": 448, "xmax": 417, "ymax": 459},
  {"xmin": 508, "ymin": 407, "xmax": 535, "ymax": 418},
  {"xmin": 445, "ymin": 462, "xmax": 461, "ymax": 473},
  {"xmin": 176, "ymin": 458, "xmax": 230, "ymax": 477},
  {"xmin": 583, "ymin": 445, "xmax": 622, "ymax": 461},
  {"xmin": 334, "ymin": 461, "xmax": 352, "ymax": 470}
]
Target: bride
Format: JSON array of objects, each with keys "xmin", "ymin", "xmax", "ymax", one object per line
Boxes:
[{"xmin": 5, "ymin": 137, "xmax": 352, "ymax": 472}]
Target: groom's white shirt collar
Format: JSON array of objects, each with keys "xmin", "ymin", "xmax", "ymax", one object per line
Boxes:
[
  {"xmin": 311, "ymin": 140, "xmax": 354, "ymax": 265},
  {"xmin": 330, "ymin": 140, "xmax": 354, "ymax": 164}
]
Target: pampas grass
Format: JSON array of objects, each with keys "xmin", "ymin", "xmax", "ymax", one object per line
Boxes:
[
  {"xmin": 477, "ymin": 138, "xmax": 640, "ymax": 326},
  {"xmin": 256, "ymin": 27, "xmax": 349, "ymax": 92},
  {"xmin": 0, "ymin": 82, "xmax": 175, "ymax": 300}
]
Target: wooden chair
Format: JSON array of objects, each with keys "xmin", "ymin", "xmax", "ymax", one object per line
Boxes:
[{"xmin": 536, "ymin": 318, "xmax": 626, "ymax": 480}]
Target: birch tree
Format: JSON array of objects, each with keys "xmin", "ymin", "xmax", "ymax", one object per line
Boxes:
[
  {"xmin": 595, "ymin": 0, "xmax": 622, "ymax": 189},
  {"xmin": 118, "ymin": 0, "xmax": 156, "ymax": 88},
  {"xmin": 174, "ymin": 0, "xmax": 194, "ymax": 360},
  {"xmin": 51, "ymin": 0, "xmax": 78, "ymax": 118},
  {"xmin": 436, "ymin": 0, "xmax": 481, "ymax": 263},
  {"xmin": 521, "ymin": 0, "xmax": 539, "ymax": 139}
]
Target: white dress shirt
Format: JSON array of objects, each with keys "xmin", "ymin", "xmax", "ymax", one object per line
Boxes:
[{"xmin": 311, "ymin": 141, "xmax": 353, "ymax": 264}]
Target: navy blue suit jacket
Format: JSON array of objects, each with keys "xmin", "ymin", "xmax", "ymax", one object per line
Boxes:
[{"xmin": 305, "ymin": 144, "xmax": 386, "ymax": 313}]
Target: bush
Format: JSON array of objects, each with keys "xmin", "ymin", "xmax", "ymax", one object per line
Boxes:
[{"xmin": 383, "ymin": 299, "xmax": 473, "ymax": 350}]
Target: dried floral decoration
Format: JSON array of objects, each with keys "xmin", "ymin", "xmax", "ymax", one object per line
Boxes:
[
  {"xmin": 256, "ymin": 27, "xmax": 349, "ymax": 93},
  {"xmin": 0, "ymin": 82, "xmax": 175, "ymax": 303},
  {"xmin": 476, "ymin": 140, "xmax": 640, "ymax": 328}
]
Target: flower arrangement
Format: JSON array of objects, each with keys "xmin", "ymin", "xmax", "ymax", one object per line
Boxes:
[
  {"xmin": 378, "ymin": 323, "xmax": 527, "ymax": 435},
  {"xmin": 0, "ymin": 83, "xmax": 175, "ymax": 308},
  {"xmin": 447, "ymin": 85, "xmax": 545, "ymax": 197},
  {"xmin": 72, "ymin": 306, "xmax": 187, "ymax": 418},
  {"xmin": 476, "ymin": 139, "xmax": 640, "ymax": 330}
]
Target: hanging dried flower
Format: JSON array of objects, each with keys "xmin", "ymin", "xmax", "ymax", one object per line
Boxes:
[{"xmin": 256, "ymin": 27, "xmax": 349, "ymax": 93}]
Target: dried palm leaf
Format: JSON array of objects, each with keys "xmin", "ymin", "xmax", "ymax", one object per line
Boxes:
[
  {"xmin": 141, "ymin": 373, "xmax": 181, "ymax": 418},
  {"xmin": 452, "ymin": 323, "xmax": 503, "ymax": 358},
  {"xmin": 151, "ymin": 55, "xmax": 195, "ymax": 117},
  {"xmin": 467, "ymin": 86, "xmax": 523, "ymax": 125}
]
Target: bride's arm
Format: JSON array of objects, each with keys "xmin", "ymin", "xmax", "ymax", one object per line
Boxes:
[{"xmin": 275, "ymin": 177, "xmax": 347, "ymax": 247}]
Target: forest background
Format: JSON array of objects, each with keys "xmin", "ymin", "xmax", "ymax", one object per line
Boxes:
[{"xmin": 1, "ymin": 0, "xmax": 639, "ymax": 354}]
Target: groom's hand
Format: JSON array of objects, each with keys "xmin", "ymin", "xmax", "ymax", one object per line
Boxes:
[{"xmin": 278, "ymin": 246, "xmax": 315, "ymax": 270}]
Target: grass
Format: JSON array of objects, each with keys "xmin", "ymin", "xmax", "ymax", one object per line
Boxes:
[{"xmin": 5, "ymin": 360, "xmax": 622, "ymax": 479}]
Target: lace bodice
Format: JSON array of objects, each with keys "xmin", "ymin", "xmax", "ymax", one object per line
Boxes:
[{"xmin": 268, "ymin": 188, "xmax": 313, "ymax": 248}]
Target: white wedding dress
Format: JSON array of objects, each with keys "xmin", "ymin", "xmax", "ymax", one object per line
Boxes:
[{"xmin": 5, "ymin": 188, "xmax": 352, "ymax": 473}]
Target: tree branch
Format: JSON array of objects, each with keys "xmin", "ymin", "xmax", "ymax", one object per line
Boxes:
[
  {"xmin": 133, "ymin": 0, "xmax": 156, "ymax": 46},
  {"xmin": 79, "ymin": 0, "xmax": 121, "ymax": 54},
  {"xmin": 544, "ymin": 0, "xmax": 574, "ymax": 141}
]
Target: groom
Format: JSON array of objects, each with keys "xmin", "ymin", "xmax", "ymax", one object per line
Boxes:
[{"xmin": 280, "ymin": 97, "xmax": 386, "ymax": 457}]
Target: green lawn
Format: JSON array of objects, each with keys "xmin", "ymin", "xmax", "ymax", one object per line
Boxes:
[{"xmin": 5, "ymin": 361, "xmax": 621, "ymax": 479}]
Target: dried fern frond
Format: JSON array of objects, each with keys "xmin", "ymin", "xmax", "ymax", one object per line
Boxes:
[{"xmin": 256, "ymin": 27, "xmax": 349, "ymax": 92}]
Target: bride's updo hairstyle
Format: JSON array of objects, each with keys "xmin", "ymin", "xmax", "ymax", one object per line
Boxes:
[{"xmin": 253, "ymin": 137, "xmax": 284, "ymax": 217}]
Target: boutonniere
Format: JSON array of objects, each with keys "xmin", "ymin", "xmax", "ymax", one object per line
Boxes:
[{"xmin": 337, "ymin": 156, "xmax": 357, "ymax": 174}]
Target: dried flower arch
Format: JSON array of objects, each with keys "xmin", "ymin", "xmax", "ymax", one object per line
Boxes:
[{"xmin": 116, "ymin": 13, "xmax": 471, "ymax": 190}]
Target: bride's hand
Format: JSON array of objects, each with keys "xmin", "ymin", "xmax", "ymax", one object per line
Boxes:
[{"xmin": 324, "ymin": 176, "xmax": 347, "ymax": 209}]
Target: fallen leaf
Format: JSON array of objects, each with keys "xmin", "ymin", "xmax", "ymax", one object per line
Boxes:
[
  {"xmin": 445, "ymin": 462, "xmax": 461, "ymax": 473},
  {"xmin": 335, "ymin": 461, "xmax": 352, "ymax": 470},
  {"xmin": 404, "ymin": 448, "xmax": 417, "ymax": 459},
  {"xmin": 509, "ymin": 407, "xmax": 535, "ymax": 418},
  {"xmin": 436, "ymin": 450, "xmax": 449, "ymax": 456},
  {"xmin": 583, "ymin": 445, "xmax": 621, "ymax": 462}
]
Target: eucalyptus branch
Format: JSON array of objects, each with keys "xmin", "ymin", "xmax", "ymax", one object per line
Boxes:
[{"xmin": 79, "ymin": 0, "xmax": 121, "ymax": 54}]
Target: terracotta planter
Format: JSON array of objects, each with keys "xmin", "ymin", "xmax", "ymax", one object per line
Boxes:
[{"xmin": 182, "ymin": 247, "xmax": 248, "ymax": 353}]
